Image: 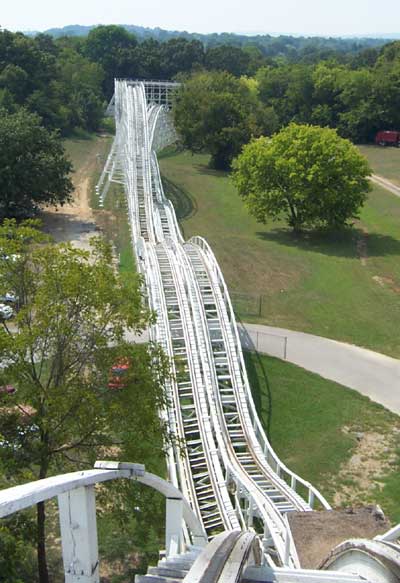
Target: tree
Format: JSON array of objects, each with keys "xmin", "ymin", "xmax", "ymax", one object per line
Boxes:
[
  {"xmin": 174, "ymin": 71, "xmax": 272, "ymax": 169},
  {"xmin": 0, "ymin": 220, "xmax": 171, "ymax": 583},
  {"xmin": 0, "ymin": 108, "xmax": 73, "ymax": 219},
  {"xmin": 232, "ymin": 124, "xmax": 371, "ymax": 231},
  {"xmin": 85, "ymin": 25, "xmax": 138, "ymax": 97},
  {"xmin": 205, "ymin": 45, "xmax": 250, "ymax": 76}
]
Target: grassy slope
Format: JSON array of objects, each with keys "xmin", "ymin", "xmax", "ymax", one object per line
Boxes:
[
  {"xmin": 246, "ymin": 351, "xmax": 400, "ymax": 520},
  {"xmin": 359, "ymin": 144, "xmax": 400, "ymax": 186},
  {"xmin": 160, "ymin": 151, "xmax": 400, "ymax": 358}
]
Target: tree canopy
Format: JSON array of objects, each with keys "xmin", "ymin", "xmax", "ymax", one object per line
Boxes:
[
  {"xmin": 0, "ymin": 220, "xmax": 171, "ymax": 582},
  {"xmin": 232, "ymin": 124, "xmax": 371, "ymax": 231},
  {"xmin": 174, "ymin": 71, "xmax": 278, "ymax": 169},
  {"xmin": 0, "ymin": 108, "xmax": 73, "ymax": 220}
]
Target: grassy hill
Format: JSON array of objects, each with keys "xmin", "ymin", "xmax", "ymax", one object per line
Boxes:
[{"xmin": 160, "ymin": 149, "xmax": 400, "ymax": 358}]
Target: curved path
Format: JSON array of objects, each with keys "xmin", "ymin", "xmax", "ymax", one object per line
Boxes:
[
  {"xmin": 370, "ymin": 174, "xmax": 400, "ymax": 198},
  {"xmin": 239, "ymin": 323, "xmax": 400, "ymax": 415}
]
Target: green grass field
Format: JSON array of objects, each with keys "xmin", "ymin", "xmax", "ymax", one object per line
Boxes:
[
  {"xmin": 160, "ymin": 150, "xmax": 400, "ymax": 358},
  {"xmin": 246, "ymin": 351, "xmax": 400, "ymax": 520},
  {"xmin": 359, "ymin": 144, "xmax": 400, "ymax": 185}
]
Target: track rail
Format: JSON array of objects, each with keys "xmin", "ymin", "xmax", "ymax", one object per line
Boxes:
[{"xmin": 98, "ymin": 79, "xmax": 331, "ymax": 567}]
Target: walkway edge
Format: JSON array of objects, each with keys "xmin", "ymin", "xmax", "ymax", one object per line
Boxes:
[{"xmin": 239, "ymin": 323, "xmax": 400, "ymax": 416}]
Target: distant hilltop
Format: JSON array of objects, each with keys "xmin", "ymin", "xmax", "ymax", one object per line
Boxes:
[{"xmin": 23, "ymin": 24, "xmax": 399, "ymax": 47}]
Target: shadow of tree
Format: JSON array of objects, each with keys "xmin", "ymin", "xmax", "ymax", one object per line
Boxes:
[
  {"xmin": 256, "ymin": 226, "xmax": 400, "ymax": 259},
  {"xmin": 161, "ymin": 176, "xmax": 197, "ymax": 224},
  {"xmin": 193, "ymin": 163, "xmax": 228, "ymax": 178}
]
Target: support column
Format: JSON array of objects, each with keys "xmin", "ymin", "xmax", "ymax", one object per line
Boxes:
[
  {"xmin": 166, "ymin": 497, "xmax": 183, "ymax": 557},
  {"xmin": 58, "ymin": 486, "xmax": 99, "ymax": 583}
]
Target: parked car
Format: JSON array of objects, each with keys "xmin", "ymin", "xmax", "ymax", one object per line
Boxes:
[
  {"xmin": 0, "ymin": 303, "xmax": 13, "ymax": 320},
  {"xmin": 108, "ymin": 358, "xmax": 131, "ymax": 390},
  {"xmin": 375, "ymin": 130, "xmax": 400, "ymax": 147},
  {"xmin": 0, "ymin": 292, "xmax": 18, "ymax": 304}
]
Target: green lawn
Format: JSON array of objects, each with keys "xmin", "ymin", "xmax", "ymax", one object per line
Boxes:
[
  {"xmin": 246, "ymin": 351, "xmax": 400, "ymax": 520},
  {"xmin": 359, "ymin": 144, "xmax": 400, "ymax": 185},
  {"xmin": 160, "ymin": 150, "xmax": 400, "ymax": 358}
]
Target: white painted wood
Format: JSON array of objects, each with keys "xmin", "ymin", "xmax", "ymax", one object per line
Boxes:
[
  {"xmin": 58, "ymin": 486, "xmax": 99, "ymax": 583},
  {"xmin": 0, "ymin": 469, "xmax": 129, "ymax": 518},
  {"xmin": 166, "ymin": 498, "xmax": 183, "ymax": 557}
]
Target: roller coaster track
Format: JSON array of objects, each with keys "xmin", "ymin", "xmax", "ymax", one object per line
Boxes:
[{"xmin": 98, "ymin": 80, "xmax": 331, "ymax": 569}]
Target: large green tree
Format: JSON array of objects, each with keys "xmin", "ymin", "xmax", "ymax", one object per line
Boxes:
[
  {"xmin": 0, "ymin": 221, "xmax": 170, "ymax": 583},
  {"xmin": 0, "ymin": 108, "xmax": 73, "ymax": 219},
  {"xmin": 174, "ymin": 71, "xmax": 276, "ymax": 169},
  {"xmin": 232, "ymin": 124, "xmax": 371, "ymax": 231},
  {"xmin": 85, "ymin": 25, "xmax": 138, "ymax": 96}
]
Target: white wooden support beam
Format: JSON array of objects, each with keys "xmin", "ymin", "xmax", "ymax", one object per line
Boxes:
[
  {"xmin": 58, "ymin": 486, "xmax": 99, "ymax": 583},
  {"xmin": 166, "ymin": 497, "xmax": 183, "ymax": 557}
]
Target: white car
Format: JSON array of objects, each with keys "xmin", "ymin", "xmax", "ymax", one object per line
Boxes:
[
  {"xmin": 0, "ymin": 292, "xmax": 18, "ymax": 303},
  {"xmin": 0, "ymin": 303, "xmax": 13, "ymax": 320}
]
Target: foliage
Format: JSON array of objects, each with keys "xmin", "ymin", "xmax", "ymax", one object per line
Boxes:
[
  {"xmin": 232, "ymin": 124, "xmax": 371, "ymax": 230},
  {"xmin": 85, "ymin": 25, "xmax": 138, "ymax": 97},
  {"xmin": 0, "ymin": 108, "xmax": 73, "ymax": 219},
  {"xmin": 0, "ymin": 30, "xmax": 105, "ymax": 134},
  {"xmin": 0, "ymin": 220, "xmax": 171, "ymax": 582},
  {"xmin": 174, "ymin": 71, "xmax": 276, "ymax": 169}
]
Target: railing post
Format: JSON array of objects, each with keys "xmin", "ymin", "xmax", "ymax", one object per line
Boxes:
[
  {"xmin": 308, "ymin": 490, "xmax": 315, "ymax": 509},
  {"xmin": 58, "ymin": 485, "xmax": 99, "ymax": 583},
  {"xmin": 166, "ymin": 497, "xmax": 183, "ymax": 557}
]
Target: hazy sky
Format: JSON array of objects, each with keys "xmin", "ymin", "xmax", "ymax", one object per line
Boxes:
[{"xmin": 2, "ymin": 0, "xmax": 400, "ymax": 36}]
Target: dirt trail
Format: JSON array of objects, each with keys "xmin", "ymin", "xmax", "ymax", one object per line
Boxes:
[
  {"xmin": 370, "ymin": 174, "xmax": 400, "ymax": 198},
  {"xmin": 41, "ymin": 148, "xmax": 99, "ymax": 251}
]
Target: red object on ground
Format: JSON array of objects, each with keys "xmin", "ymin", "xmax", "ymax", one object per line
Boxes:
[
  {"xmin": 107, "ymin": 358, "xmax": 130, "ymax": 390},
  {"xmin": 0, "ymin": 385, "xmax": 16, "ymax": 395},
  {"xmin": 375, "ymin": 130, "xmax": 400, "ymax": 146}
]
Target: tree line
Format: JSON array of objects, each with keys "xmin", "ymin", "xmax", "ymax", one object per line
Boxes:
[
  {"xmin": 2, "ymin": 25, "xmax": 399, "ymax": 136},
  {"xmin": 1, "ymin": 24, "xmax": 399, "ymax": 220},
  {"xmin": 174, "ymin": 40, "xmax": 400, "ymax": 171}
]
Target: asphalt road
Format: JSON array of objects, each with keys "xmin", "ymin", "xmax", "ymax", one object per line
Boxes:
[{"xmin": 239, "ymin": 323, "xmax": 400, "ymax": 416}]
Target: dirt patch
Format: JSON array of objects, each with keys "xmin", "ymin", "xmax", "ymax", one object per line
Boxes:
[
  {"xmin": 332, "ymin": 428, "xmax": 399, "ymax": 507},
  {"xmin": 372, "ymin": 275, "xmax": 400, "ymax": 294},
  {"xmin": 289, "ymin": 506, "xmax": 390, "ymax": 569},
  {"xmin": 41, "ymin": 145, "xmax": 101, "ymax": 250}
]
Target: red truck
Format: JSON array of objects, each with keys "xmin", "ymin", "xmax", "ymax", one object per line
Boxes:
[{"xmin": 375, "ymin": 130, "xmax": 400, "ymax": 147}]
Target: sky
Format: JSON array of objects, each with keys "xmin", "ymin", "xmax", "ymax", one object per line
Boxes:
[{"xmin": 2, "ymin": 0, "xmax": 400, "ymax": 37}]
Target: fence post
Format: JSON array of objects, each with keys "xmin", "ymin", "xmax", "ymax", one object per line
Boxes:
[
  {"xmin": 166, "ymin": 497, "xmax": 183, "ymax": 557},
  {"xmin": 58, "ymin": 485, "xmax": 99, "ymax": 583},
  {"xmin": 284, "ymin": 336, "xmax": 288, "ymax": 360}
]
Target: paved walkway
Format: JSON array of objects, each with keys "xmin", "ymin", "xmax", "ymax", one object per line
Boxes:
[
  {"xmin": 239, "ymin": 323, "xmax": 400, "ymax": 415},
  {"xmin": 370, "ymin": 174, "xmax": 400, "ymax": 198}
]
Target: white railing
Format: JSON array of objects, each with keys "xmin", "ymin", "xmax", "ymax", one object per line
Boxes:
[{"xmin": 0, "ymin": 461, "xmax": 207, "ymax": 583}]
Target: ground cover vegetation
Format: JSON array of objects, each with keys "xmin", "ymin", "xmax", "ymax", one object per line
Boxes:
[
  {"xmin": 159, "ymin": 150, "xmax": 400, "ymax": 358},
  {"xmin": 245, "ymin": 352, "xmax": 400, "ymax": 522},
  {"xmin": 0, "ymin": 220, "xmax": 171, "ymax": 582},
  {"xmin": 359, "ymin": 144, "xmax": 400, "ymax": 185}
]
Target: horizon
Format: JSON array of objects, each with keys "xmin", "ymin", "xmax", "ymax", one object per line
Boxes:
[
  {"xmin": 8, "ymin": 23, "xmax": 400, "ymax": 41},
  {"xmin": 3, "ymin": 0, "xmax": 400, "ymax": 38}
]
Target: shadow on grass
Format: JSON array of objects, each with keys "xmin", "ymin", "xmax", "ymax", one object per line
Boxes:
[
  {"xmin": 193, "ymin": 163, "xmax": 228, "ymax": 179},
  {"xmin": 162, "ymin": 176, "xmax": 197, "ymax": 225},
  {"xmin": 244, "ymin": 350, "xmax": 273, "ymax": 443},
  {"xmin": 257, "ymin": 226, "xmax": 400, "ymax": 259}
]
